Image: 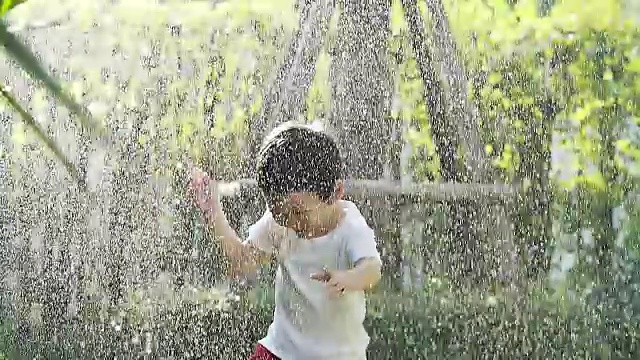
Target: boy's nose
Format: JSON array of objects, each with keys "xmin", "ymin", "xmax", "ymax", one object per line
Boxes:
[
  {"xmin": 289, "ymin": 222, "xmax": 302, "ymax": 232},
  {"xmin": 288, "ymin": 219, "xmax": 306, "ymax": 233},
  {"xmin": 272, "ymin": 212, "xmax": 288, "ymax": 227}
]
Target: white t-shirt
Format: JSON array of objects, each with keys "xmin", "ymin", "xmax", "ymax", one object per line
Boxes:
[{"xmin": 244, "ymin": 200, "xmax": 381, "ymax": 360}]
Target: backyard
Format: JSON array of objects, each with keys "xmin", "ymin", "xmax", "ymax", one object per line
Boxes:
[{"xmin": 0, "ymin": 0, "xmax": 639, "ymax": 358}]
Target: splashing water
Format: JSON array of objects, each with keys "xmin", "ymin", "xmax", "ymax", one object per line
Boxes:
[{"xmin": 0, "ymin": 0, "xmax": 639, "ymax": 359}]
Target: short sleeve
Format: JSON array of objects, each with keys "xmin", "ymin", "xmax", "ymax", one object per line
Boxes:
[
  {"xmin": 346, "ymin": 222, "xmax": 382, "ymax": 266},
  {"xmin": 244, "ymin": 211, "xmax": 277, "ymax": 255}
]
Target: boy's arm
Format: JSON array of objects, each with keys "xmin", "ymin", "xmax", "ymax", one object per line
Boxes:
[
  {"xmin": 189, "ymin": 168, "xmax": 273, "ymax": 277},
  {"xmin": 203, "ymin": 206, "xmax": 272, "ymax": 277},
  {"xmin": 343, "ymin": 257, "xmax": 382, "ymax": 291},
  {"xmin": 344, "ymin": 224, "xmax": 383, "ymax": 291},
  {"xmin": 311, "ymin": 224, "xmax": 382, "ymax": 294},
  {"xmin": 311, "ymin": 255, "xmax": 382, "ymax": 295}
]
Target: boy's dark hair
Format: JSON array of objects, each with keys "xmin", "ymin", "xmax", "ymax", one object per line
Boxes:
[{"xmin": 256, "ymin": 122, "xmax": 343, "ymax": 203}]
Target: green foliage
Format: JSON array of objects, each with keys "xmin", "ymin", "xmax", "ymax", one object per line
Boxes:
[
  {"xmin": 2, "ymin": 0, "xmax": 637, "ymax": 190},
  {"xmin": 4, "ymin": 285, "xmax": 638, "ymax": 359},
  {"xmin": 0, "ymin": 0, "xmax": 111, "ymax": 185},
  {"xmin": 0, "ymin": 0, "xmax": 26, "ymax": 16},
  {"xmin": 1, "ymin": 0, "xmax": 640, "ymax": 358},
  {"xmin": 0, "ymin": 0, "xmax": 299, "ymax": 184},
  {"xmin": 0, "ymin": 11, "xmax": 98, "ymax": 185},
  {"xmin": 0, "ymin": 21, "xmax": 96, "ymax": 134},
  {"xmin": 435, "ymin": 0, "xmax": 639, "ymax": 185},
  {"xmin": 0, "ymin": 316, "xmax": 16, "ymax": 360},
  {"xmin": 0, "ymin": 85, "xmax": 79, "ymax": 182}
]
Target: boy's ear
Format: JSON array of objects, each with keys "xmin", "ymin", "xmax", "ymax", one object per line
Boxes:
[{"xmin": 333, "ymin": 181, "xmax": 345, "ymax": 201}]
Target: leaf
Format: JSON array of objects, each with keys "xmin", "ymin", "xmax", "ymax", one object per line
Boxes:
[
  {"xmin": 0, "ymin": 0, "xmax": 12, "ymax": 16},
  {"xmin": 573, "ymin": 106, "xmax": 590, "ymax": 122},
  {"xmin": 485, "ymin": 143, "xmax": 493, "ymax": 155},
  {"xmin": 627, "ymin": 58, "xmax": 640, "ymax": 73},
  {"xmin": 0, "ymin": 0, "xmax": 27, "ymax": 16},
  {"xmin": 0, "ymin": 85, "xmax": 82, "ymax": 187},
  {"xmin": 488, "ymin": 72, "xmax": 502, "ymax": 85},
  {"xmin": 582, "ymin": 172, "xmax": 607, "ymax": 191},
  {"xmin": 0, "ymin": 20, "xmax": 104, "ymax": 141},
  {"xmin": 616, "ymin": 139, "xmax": 632, "ymax": 152}
]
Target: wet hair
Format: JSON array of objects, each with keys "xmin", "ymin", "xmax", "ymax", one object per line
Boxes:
[{"xmin": 256, "ymin": 122, "xmax": 343, "ymax": 203}]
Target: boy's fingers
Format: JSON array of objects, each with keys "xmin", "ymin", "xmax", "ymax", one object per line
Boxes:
[
  {"xmin": 310, "ymin": 269, "xmax": 331, "ymax": 282},
  {"xmin": 328, "ymin": 286, "xmax": 345, "ymax": 298},
  {"xmin": 310, "ymin": 272, "xmax": 328, "ymax": 282},
  {"xmin": 190, "ymin": 167, "xmax": 208, "ymax": 182},
  {"xmin": 189, "ymin": 167, "xmax": 200, "ymax": 179}
]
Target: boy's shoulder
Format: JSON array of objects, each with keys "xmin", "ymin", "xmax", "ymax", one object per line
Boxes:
[{"xmin": 337, "ymin": 201, "xmax": 374, "ymax": 236}]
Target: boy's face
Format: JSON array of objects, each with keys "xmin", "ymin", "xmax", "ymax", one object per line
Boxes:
[{"xmin": 268, "ymin": 184, "xmax": 344, "ymax": 236}]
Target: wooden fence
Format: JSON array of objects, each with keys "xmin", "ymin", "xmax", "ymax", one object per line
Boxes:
[{"xmin": 217, "ymin": 179, "xmax": 519, "ymax": 289}]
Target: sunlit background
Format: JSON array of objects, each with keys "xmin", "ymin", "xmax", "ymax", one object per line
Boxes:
[{"xmin": 1, "ymin": 0, "xmax": 639, "ymax": 358}]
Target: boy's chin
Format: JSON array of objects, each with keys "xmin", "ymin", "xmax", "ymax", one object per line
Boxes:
[
  {"xmin": 291, "ymin": 228, "xmax": 313, "ymax": 238},
  {"xmin": 292, "ymin": 228, "xmax": 307, "ymax": 237}
]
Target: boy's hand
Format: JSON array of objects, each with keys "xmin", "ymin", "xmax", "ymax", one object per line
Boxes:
[
  {"xmin": 187, "ymin": 167, "xmax": 221, "ymax": 215},
  {"xmin": 311, "ymin": 258, "xmax": 382, "ymax": 296},
  {"xmin": 310, "ymin": 268, "xmax": 357, "ymax": 297}
]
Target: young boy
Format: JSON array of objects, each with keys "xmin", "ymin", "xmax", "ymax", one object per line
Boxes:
[{"xmin": 188, "ymin": 123, "xmax": 382, "ymax": 360}]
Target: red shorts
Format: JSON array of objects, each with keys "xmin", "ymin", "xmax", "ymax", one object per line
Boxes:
[{"xmin": 247, "ymin": 344, "xmax": 280, "ymax": 360}]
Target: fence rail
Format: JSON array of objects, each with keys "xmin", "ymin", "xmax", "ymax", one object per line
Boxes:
[{"xmin": 218, "ymin": 178, "xmax": 518, "ymax": 204}]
